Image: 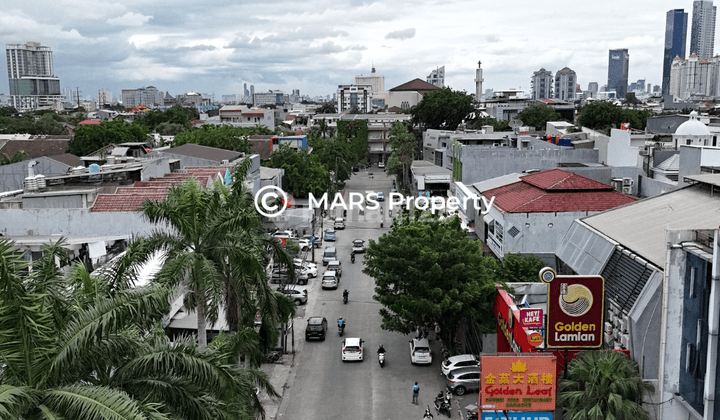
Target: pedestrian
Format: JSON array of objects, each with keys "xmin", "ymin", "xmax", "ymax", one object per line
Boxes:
[{"xmin": 412, "ymin": 382, "xmax": 420, "ymax": 404}]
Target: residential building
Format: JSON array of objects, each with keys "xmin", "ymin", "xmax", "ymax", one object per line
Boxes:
[
  {"xmin": 473, "ymin": 169, "xmax": 635, "ymax": 266},
  {"xmin": 530, "ymin": 68, "xmax": 553, "ymax": 100},
  {"xmin": 121, "ymin": 86, "xmax": 163, "ymax": 108},
  {"xmin": 554, "ymin": 67, "xmax": 576, "ymax": 101},
  {"xmin": 270, "ymin": 135, "xmax": 307, "ymax": 152},
  {"xmin": 98, "ymin": 89, "xmax": 112, "ymax": 106},
  {"xmin": 475, "ymin": 61, "xmax": 484, "ymax": 101},
  {"xmin": 6, "ymin": 42, "xmax": 62, "ymax": 110},
  {"xmin": 386, "ymin": 78, "xmax": 440, "ymax": 110},
  {"xmin": 587, "ymin": 82, "xmax": 599, "ymax": 98},
  {"xmin": 668, "ymin": 53, "xmax": 714, "ymax": 100},
  {"xmin": 426, "ymin": 66, "xmax": 445, "ymax": 87},
  {"xmin": 253, "ymin": 91, "xmax": 288, "ymax": 107},
  {"xmin": 690, "ymin": 0, "xmax": 717, "ymax": 59},
  {"xmin": 482, "ymin": 90, "xmax": 534, "ymax": 121},
  {"xmin": 336, "ymin": 84, "xmax": 372, "ymax": 113},
  {"xmin": 663, "ymin": 9, "xmax": 689, "ymax": 95},
  {"xmin": 355, "ymin": 66, "xmax": 387, "ymax": 109},
  {"xmin": 608, "ymin": 49, "xmax": 629, "ymax": 100},
  {"xmin": 218, "ymin": 105, "xmax": 275, "ymax": 131}
]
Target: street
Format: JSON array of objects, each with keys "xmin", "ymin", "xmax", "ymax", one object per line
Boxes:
[{"xmin": 273, "ymin": 166, "xmax": 480, "ymax": 420}]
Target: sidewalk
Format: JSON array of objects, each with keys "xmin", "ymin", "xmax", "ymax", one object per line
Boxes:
[{"xmin": 258, "ymin": 351, "xmax": 295, "ymax": 420}]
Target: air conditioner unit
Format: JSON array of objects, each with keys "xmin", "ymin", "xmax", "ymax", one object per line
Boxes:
[
  {"xmin": 622, "ymin": 186, "xmax": 632, "ymax": 194},
  {"xmin": 604, "ymin": 332, "xmax": 614, "ymax": 345},
  {"xmin": 622, "ymin": 177, "xmax": 634, "ymax": 186},
  {"xmin": 604, "ymin": 322, "xmax": 613, "ymax": 334},
  {"xmin": 619, "ymin": 318, "xmax": 628, "ymax": 333},
  {"xmin": 620, "ymin": 333, "xmax": 631, "ymax": 349},
  {"xmin": 614, "ymin": 329, "xmax": 622, "ymax": 342}
]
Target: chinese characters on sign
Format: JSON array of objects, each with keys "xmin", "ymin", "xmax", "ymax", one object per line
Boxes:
[{"xmin": 480, "ymin": 355, "xmax": 556, "ymax": 412}]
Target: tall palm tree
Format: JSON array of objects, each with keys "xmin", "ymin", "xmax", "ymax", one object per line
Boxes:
[
  {"xmin": 0, "ymin": 238, "xmax": 276, "ymax": 420},
  {"xmin": 558, "ymin": 350, "xmax": 653, "ymax": 420}
]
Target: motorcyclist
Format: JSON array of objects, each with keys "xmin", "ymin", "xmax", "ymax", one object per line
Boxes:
[
  {"xmin": 377, "ymin": 344, "xmax": 386, "ymax": 354},
  {"xmin": 351, "ymin": 250, "xmax": 355, "ymax": 263},
  {"xmin": 337, "ymin": 317, "xmax": 345, "ymax": 329},
  {"xmin": 343, "ymin": 289, "xmax": 349, "ymax": 300}
]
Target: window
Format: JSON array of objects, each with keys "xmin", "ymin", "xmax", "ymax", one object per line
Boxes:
[
  {"xmin": 686, "ymin": 139, "xmax": 693, "ymax": 145},
  {"xmin": 495, "ymin": 221, "xmax": 504, "ymax": 242}
]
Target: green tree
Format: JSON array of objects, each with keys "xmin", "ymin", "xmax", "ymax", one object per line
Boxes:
[
  {"xmin": 309, "ymin": 135, "xmax": 354, "ymax": 184},
  {"xmin": 35, "ymin": 113, "xmax": 68, "ymax": 135},
  {"xmin": 386, "ymin": 121, "xmax": 416, "ymax": 191},
  {"xmin": 317, "ymin": 103, "xmax": 336, "ymax": 114},
  {"xmin": 577, "ymin": 101, "xmax": 653, "ymax": 134},
  {"xmin": 0, "ymin": 107, "xmax": 17, "ymax": 117},
  {"xmin": 558, "ymin": 350, "xmax": 653, "ymax": 420},
  {"xmin": 337, "ymin": 120, "xmax": 369, "ymax": 165},
  {"xmin": 410, "ymin": 88, "xmax": 475, "ymax": 130},
  {"xmin": 516, "ymin": 104, "xmax": 562, "ymax": 130},
  {"xmin": 0, "ymin": 238, "xmax": 275, "ymax": 420},
  {"xmin": 497, "ymin": 254, "xmax": 546, "ymax": 283},
  {"xmin": 364, "ymin": 216, "xmax": 503, "ymax": 339},
  {"xmin": 174, "ymin": 125, "xmax": 268, "ymax": 153},
  {"xmin": 0, "ymin": 150, "xmax": 28, "ymax": 165},
  {"xmin": 266, "ymin": 143, "xmax": 330, "ymax": 197},
  {"xmin": 67, "ymin": 119, "xmax": 148, "ymax": 156}
]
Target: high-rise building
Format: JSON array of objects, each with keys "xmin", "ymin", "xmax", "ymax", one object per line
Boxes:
[
  {"xmin": 608, "ymin": 49, "xmax": 629, "ymax": 100},
  {"xmin": 530, "ymin": 68, "xmax": 553, "ymax": 99},
  {"xmin": 690, "ymin": 0, "xmax": 717, "ymax": 59},
  {"xmin": 244, "ymin": 83, "xmax": 249, "ymax": 99},
  {"xmin": 250, "ymin": 85, "xmax": 255, "ymax": 99},
  {"xmin": 98, "ymin": 89, "xmax": 112, "ymax": 106},
  {"xmin": 355, "ymin": 65, "xmax": 385, "ymax": 93},
  {"xmin": 121, "ymin": 86, "xmax": 163, "ymax": 108},
  {"xmin": 336, "ymin": 84, "xmax": 372, "ymax": 113},
  {"xmin": 587, "ymin": 82, "xmax": 599, "ymax": 98},
  {"xmin": 554, "ymin": 67, "xmax": 577, "ymax": 101},
  {"xmin": 663, "ymin": 9, "xmax": 688, "ymax": 95},
  {"xmin": 475, "ymin": 61, "xmax": 484, "ymax": 101},
  {"xmin": 6, "ymin": 41, "xmax": 62, "ymax": 110},
  {"xmin": 426, "ymin": 66, "xmax": 445, "ymax": 87}
]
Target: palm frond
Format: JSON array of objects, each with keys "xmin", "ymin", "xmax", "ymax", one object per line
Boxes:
[
  {"xmin": 0, "ymin": 384, "xmax": 37, "ymax": 418},
  {"xmin": 44, "ymin": 383, "xmax": 167, "ymax": 420}
]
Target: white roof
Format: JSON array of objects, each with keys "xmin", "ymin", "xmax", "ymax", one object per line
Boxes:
[{"xmin": 675, "ymin": 111, "xmax": 710, "ymax": 136}]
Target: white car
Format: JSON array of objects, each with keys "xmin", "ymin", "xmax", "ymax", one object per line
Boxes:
[
  {"xmin": 295, "ymin": 238, "xmax": 312, "ymax": 251},
  {"xmin": 321, "ymin": 271, "xmax": 339, "ymax": 289},
  {"xmin": 441, "ymin": 354, "xmax": 479, "ymax": 376},
  {"xmin": 409, "ymin": 338, "xmax": 432, "ymax": 364},
  {"xmin": 342, "ymin": 337, "xmax": 364, "ymax": 361},
  {"xmin": 276, "ymin": 285, "xmax": 308, "ymax": 305},
  {"xmin": 378, "ymin": 162, "xmax": 385, "ymax": 168},
  {"xmin": 296, "ymin": 263, "xmax": 317, "ymax": 278}
]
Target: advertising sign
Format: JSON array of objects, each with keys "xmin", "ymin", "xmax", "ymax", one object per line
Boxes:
[
  {"xmin": 481, "ymin": 412, "xmax": 553, "ymax": 420},
  {"xmin": 541, "ymin": 268, "xmax": 604, "ymax": 349},
  {"xmin": 480, "ymin": 354, "xmax": 556, "ymax": 412},
  {"xmin": 519, "ymin": 308, "xmax": 543, "ymax": 328},
  {"xmin": 527, "ymin": 332, "xmax": 543, "ymax": 348}
]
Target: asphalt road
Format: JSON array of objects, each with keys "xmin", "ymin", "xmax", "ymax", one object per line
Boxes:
[{"xmin": 275, "ymin": 167, "xmax": 480, "ymax": 420}]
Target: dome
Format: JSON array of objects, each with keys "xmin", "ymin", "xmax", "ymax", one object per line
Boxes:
[{"xmin": 675, "ymin": 111, "xmax": 710, "ymax": 136}]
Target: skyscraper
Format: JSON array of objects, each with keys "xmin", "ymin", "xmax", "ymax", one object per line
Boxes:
[
  {"xmin": 690, "ymin": 0, "xmax": 716, "ymax": 59},
  {"xmin": 608, "ymin": 49, "xmax": 629, "ymax": 99},
  {"xmin": 6, "ymin": 41, "xmax": 62, "ymax": 110},
  {"xmin": 663, "ymin": 9, "xmax": 688, "ymax": 95},
  {"xmin": 530, "ymin": 68, "xmax": 553, "ymax": 99},
  {"xmin": 554, "ymin": 67, "xmax": 577, "ymax": 101}
]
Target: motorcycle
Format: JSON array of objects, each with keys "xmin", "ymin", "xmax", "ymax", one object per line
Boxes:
[
  {"xmin": 378, "ymin": 352, "xmax": 385, "ymax": 367},
  {"xmin": 343, "ymin": 290, "xmax": 349, "ymax": 304},
  {"xmin": 422, "ymin": 406, "xmax": 434, "ymax": 420},
  {"xmin": 433, "ymin": 393, "xmax": 452, "ymax": 418},
  {"xmin": 351, "ymin": 253, "xmax": 355, "ymax": 263},
  {"xmin": 466, "ymin": 410, "xmax": 478, "ymax": 420},
  {"xmin": 338, "ymin": 319, "xmax": 346, "ymax": 336}
]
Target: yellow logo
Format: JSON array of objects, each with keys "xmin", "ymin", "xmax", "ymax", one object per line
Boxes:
[
  {"xmin": 559, "ymin": 283, "xmax": 593, "ymax": 317},
  {"xmin": 510, "ymin": 360, "xmax": 527, "ymax": 373}
]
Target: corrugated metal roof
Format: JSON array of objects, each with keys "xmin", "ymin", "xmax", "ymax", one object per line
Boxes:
[
  {"xmin": 582, "ymin": 182, "xmax": 720, "ymax": 267},
  {"xmin": 601, "ymin": 248, "xmax": 656, "ymax": 313}
]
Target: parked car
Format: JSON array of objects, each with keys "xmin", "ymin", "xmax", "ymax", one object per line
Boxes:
[
  {"xmin": 352, "ymin": 239, "xmax": 365, "ymax": 254},
  {"xmin": 409, "ymin": 338, "xmax": 432, "ymax": 364},
  {"xmin": 441, "ymin": 354, "xmax": 480, "ymax": 376},
  {"xmin": 303, "ymin": 234, "xmax": 321, "ymax": 248},
  {"xmin": 270, "ymin": 266, "xmax": 309, "ymax": 285},
  {"xmin": 341, "ymin": 337, "xmax": 364, "ymax": 361},
  {"xmin": 327, "ymin": 260, "xmax": 342, "ymax": 277},
  {"xmin": 277, "ymin": 285, "xmax": 308, "ymax": 305},
  {"xmin": 378, "ymin": 161, "xmax": 385, "ymax": 168},
  {"xmin": 295, "ymin": 238, "xmax": 312, "ymax": 251},
  {"xmin": 334, "ymin": 218, "xmax": 345, "ymax": 230},
  {"xmin": 324, "ymin": 228, "xmax": 336, "ymax": 241},
  {"xmin": 445, "ymin": 366, "xmax": 481, "ymax": 395},
  {"xmin": 305, "ymin": 316, "xmax": 328, "ymax": 341},
  {"xmin": 322, "ymin": 246, "xmax": 337, "ymax": 266},
  {"xmin": 321, "ymin": 271, "xmax": 339, "ymax": 289},
  {"xmin": 294, "ymin": 261, "xmax": 317, "ymax": 278}
]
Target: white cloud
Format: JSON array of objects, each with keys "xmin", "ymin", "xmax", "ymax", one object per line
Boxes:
[
  {"xmin": 107, "ymin": 12, "xmax": 152, "ymax": 26},
  {"xmin": 385, "ymin": 28, "xmax": 416, "ymax": 40}
]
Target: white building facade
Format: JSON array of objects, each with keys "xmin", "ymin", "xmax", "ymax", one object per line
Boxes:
[
  {"xmin": 336, "ymin": 84, "xmax": 372, "ymax": 113},
  {"xmin": 121, "ymin": 86, "xmax": 163, "ymax": 108},
  {"xmin": 531, "ymin": 68, "xmax": 553, "ymax": 99},
  {"xmin": 554, "ymin": 67, "xmax": 577, "ymax": 101},
  {"xmin": 6, "ymin": 42, "xmax": 62, "ymax": 110}
]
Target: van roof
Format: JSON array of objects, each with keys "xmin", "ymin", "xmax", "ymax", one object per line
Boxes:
[{"xmin": 324, "ymin": 246, "xmax": 336, "ymax": 252}]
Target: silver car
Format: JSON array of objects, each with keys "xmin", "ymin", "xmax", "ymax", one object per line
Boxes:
[
  {"xmin": 409, "ymin": 338, "xmax": 432, "ymax": 364},
  {"xmin": 441, "ymin": 354, "xmax": 479, "ymax": 376},
  {"xmin": 444, "ymin": 367, "xmax": 480, "ymax": 396},
  {"xmin": 321, "ymin": 271, "xmax": 339, "ymax": 289},
  {"xmin": 277, "ymin": 285, "xmax": 308, "ymax": 305}
]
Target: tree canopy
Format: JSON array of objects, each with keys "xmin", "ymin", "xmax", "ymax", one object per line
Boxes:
[
  {"xmin": 516, "ymin": 104, "xmax": 562, "ymax": 130},
  {"xmin": 308, "ymin": 135, "xmax": 355, "ymax": 184},
  {"xmin": 336, "ymin": 120, "xmax": 369, "ymax": 165},
  {"xmin": 386, "ymin": 121, "xmax": 417, "ymax": 191},
  {"xmin": 173, "ymin": 124, "xmax": 268, "ymax": 153},
  {"xmin": 577, "ymin": 101, "xmax": 653, "ymax": 133},
  {"xmin": 471, "ymin": 117, "xmax": 511, "ymax": 132},
  {"xmin": 266, "ymin": 143, "xmax": 330, "ymax": 197},
  {"xmin": 364, "ymin": 216, "xmax": 503, "ymax": 336},
  {"xmin": 410, "ymin": 88, "xmax": 475, "ymax": 130},
  {"xmin": 133, "ymin": 104, "xmax": 199, "ymax": 132},
  {"xmin": 0, "ymin": 111, "xmax": 68, "ymax": 136},
  {"xmin": 67, "ymin": 119, "xmax": 149, "ymax": 156},
  {"xmin": 496, "ymin": 254, "xmax": 546, "ymax": 283}
]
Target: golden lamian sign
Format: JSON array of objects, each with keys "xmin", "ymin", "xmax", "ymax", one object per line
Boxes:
[
  {"xmin": 480, "ymin": 354, "xmax": 557, "ymax": 412},
  {"xmin": 540, "ymin": 268, "xmax": 605, "ymax": 349}
]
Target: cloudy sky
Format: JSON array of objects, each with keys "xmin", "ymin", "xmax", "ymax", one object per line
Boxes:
[{"xmin": 0, "ymin": 0, "xmax": 708, "ymax": 100}]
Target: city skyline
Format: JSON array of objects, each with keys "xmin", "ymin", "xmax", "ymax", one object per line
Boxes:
[{"xmin": 1, "ymin": 0, "xmax": 717, "ymax": 100}]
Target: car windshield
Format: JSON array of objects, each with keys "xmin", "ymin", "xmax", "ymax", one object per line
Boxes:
[
  {"xmin": 415, "ymin": 347, "xmax": 430, "ymax": 353},
  {"xmin": 345, "ymin": 346, "xmax": 360, "ymax": 352}
]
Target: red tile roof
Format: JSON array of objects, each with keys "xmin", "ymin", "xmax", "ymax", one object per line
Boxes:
[
  {"xmin": 92, "ymin": 192, "xmax": 169, "ymax": 212},
  {"xmin": 483, "ymin": 169, "xmax": 635, "ymax": 213},
  {"xmin": 78, "ymin": 119, "xmax": 101, "ymax": 125},
  {"xmin": 243, "ymin": 111, "xmax": 266, "ymax": 117}
]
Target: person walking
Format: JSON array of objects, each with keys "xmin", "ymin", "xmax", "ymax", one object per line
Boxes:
[{"xmin": 412, "ymin": 382, "xmax": 420, "ymax": 404}]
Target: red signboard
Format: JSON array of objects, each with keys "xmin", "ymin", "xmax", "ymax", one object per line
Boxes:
[
  {"xmin": 542, "ymin": 269, "xmax": 604, "ymax": 348},
  {"xmin": 480, "ymin": 354, "xmax": 557, "ymax": 412},
  {"xmin": 527, "ymin": 332, "xmax": 543, "ymax": 348},
  {"xmin": 519, "ymin": 308, "xmax": 543, "ymax": 328}
]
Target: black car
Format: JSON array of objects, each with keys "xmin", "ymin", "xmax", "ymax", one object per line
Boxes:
[{"xmin": 305, "ymin": 316, "xmax": 328, "ymax": 341}]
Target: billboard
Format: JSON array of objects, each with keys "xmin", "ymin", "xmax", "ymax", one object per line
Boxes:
[
  {"xmin": 480, "ymin": 354, "xmax": 556, "ymax": 412},
  {"xmin": 519, "ymin": 308, "xmax": 543, "ymax": 328},
  {"xmin": 541, "ymin": 268, "xmax": 604, "ymax": 348},
  {"xmin": 481, "ymin": 412, "xmax": 553, "ymax": 420}
]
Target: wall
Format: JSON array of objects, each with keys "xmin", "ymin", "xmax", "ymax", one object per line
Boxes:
[
  {"xmin": 639, "ymin": 175, "xmax": 681, "ymax": 198},
  {"xmin": 678, "ymin": 145, "xmax": 703, "ymax": 186},
  {"xmin": 140, "ymin": 158, "xmax": 172, "ymax": 181},
  {"xmin": 607, "ymin": 129, "xmax": 642, "ymax": 167},
  {"xmin": 459, "ymin": 147, "xmax": 599, "ymax": 185},
  {"xmin": 582, "ymin": 128, "xmax": 610, "ymax": 163},
  {"xmin": 0, "ymin": 156, "xmax": 71, "ymax": 193},
  {"xmin": 386, "ymin": 90, "xmax": 422, "ymax": 110}
]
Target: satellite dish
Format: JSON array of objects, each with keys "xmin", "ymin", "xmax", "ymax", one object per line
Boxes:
[{"xmin": 509, "ymin": 119, "xmax": 524, "ymax": 129}]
